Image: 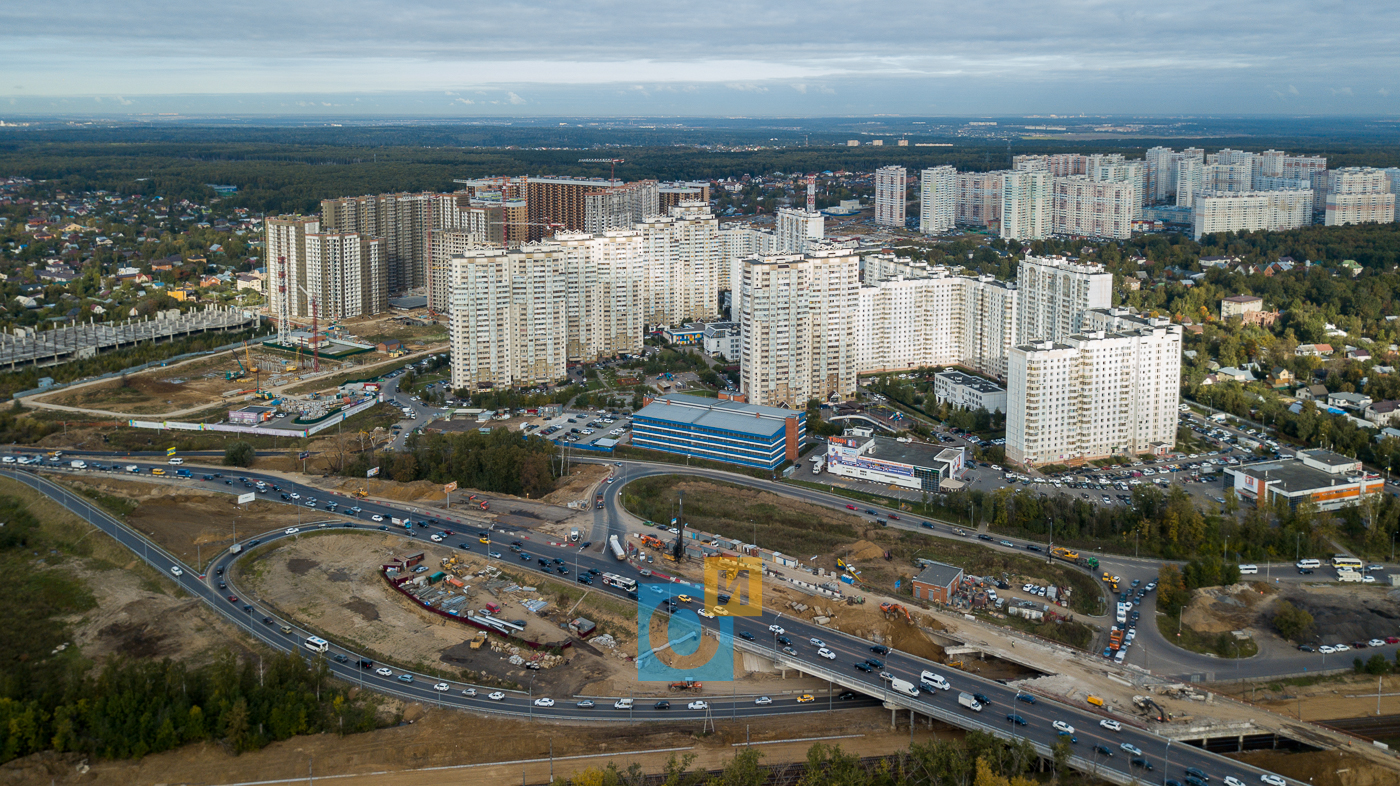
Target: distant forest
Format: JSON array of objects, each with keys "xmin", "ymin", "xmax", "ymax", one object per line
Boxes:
[{"xmin": 2, "ymin": 122, "xmax": 1399, "ymax": 215}]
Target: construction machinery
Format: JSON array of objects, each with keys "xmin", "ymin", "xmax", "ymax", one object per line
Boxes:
[
  {"xmin": 639, "ymin": 533, "xmax": 666, "ymax": 550},
  {"xmin": 578, "ymin": 157, "xmax": 626, "ymax": 184},
  {"xmin": 469, "ymin": 631, "xmax": 488, "ymax": 650},
  {"xmin": 1051, "ymin": 546, "xmax": 1100, "ymax": 571},
  {"xmin": 880, "ymin": 602, "xmax": 914, "ymax": 623},
  {"xmin": 354, "ymin": 488, "xmax": 368, "ymax": 499},
  {"xmin": 226, "ymin": 349, "xmax": 247, "ymax": 380},
  {"xmin": 668, "ymin": 678, "xmax": 703, "ymax": 692},
  {"xmin": 1133, "ymin": 695, "xmax": 1169, "ymax": 722}
]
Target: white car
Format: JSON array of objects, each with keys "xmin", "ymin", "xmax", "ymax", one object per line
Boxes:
[
  {"xmin": 169, "ymin": 566, "xmax": 183, "ymax": 577},
  {"xmin": 696, "ymin": 609, "xmax": 715, "ymax": 619},
  {"xmin": 285, "ymin": 527, "xmax": 300, "ymax": 535},
  {"xmin": 1334, "ymin": 643, "xmax": 1351, "ymax": 652},
  {"xmin": 533, "ymin": 697, "xmax": 554, "ymax": 707},
  {"xmin": 433, "ymin": 682, "xmax": 450, "ymax": 692},
  {"xmin": 817, "ymin": 647, "xmax": 836, "ymax": 660},
  {"xmin": 768, "ymin": 625, "xmax": 785, "ymax": 635},
  {"xmin": 430, "ymin": 534, "xmax": 443, "ymax": 542},
  {"xmin": 488, "ymin": 691, "xmax": 506, "ymax": 701},
  {"xmin": 754, "ymin": 696, "xmax": 772, "ymax": 705},
  {"xmin": 1369, "ymin": 638, "xmax": 1387, "ymax": 647},
  {"xmin": 375, "ymin": 667, "xmax": 393, "ymax": 677},
  {"xmin": 1224, "ymin": 778, "xmax": 1246, "ymax": 786},
  {"xmin": 289, "ymin": 493, "xmax": 301, "ymax": 500},
  {"xmin": 1260, "ymin": 775, "xmax": 1287, "ymax": 786},
  {"xmin": 1319, "ymin": 645, "xmax": 1337, "ymax": 654},
  {"xmin": 1099, "ymin": 719, "xmax": 1122, "ymax": 732},
  {"xmin": 461, "ymin": 687, "xmax": 477, "ymax": 697},
  {"xmin": 809, "ymin": 637, "xmax": 826, "ymax": 648},
  {"xmin": 1363, "ymin": 575, "xmax": 1376, "ymax": 583},
  {"xmin": 687, "ymin": 700, "xmax": 708, "ymax": 710},
  {"xmin": 1052, "ymin": 721, "xmax": 1075, "ymax": 735},
  {"xmin": 1120, "ymin": 743, "xmax": 1142, "ymax": 756},
  {"xmin": 371, "ymin": 515, "xmax": 384, "ymax": 522}
]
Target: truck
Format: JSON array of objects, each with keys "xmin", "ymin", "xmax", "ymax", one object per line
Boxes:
[
  {"xmin": 889, "ymin": 678, "xmax": 919, "ymax": 698},
  {"xmin": 812, "ymin": 457, "xmax": 824, "ymax": 475},
  {"xmin": 229, "ymin": 543, "xmax": 243, "ymax": 555},
  {"xmin": 1076, "ymin": 555, "xmax": 1099, "ymax": 570},
  {"xmin": 69, "ymin": 460, "xmax": 87, "ymax": 469},
  {"xmin": 1109, "ymin": 628, "xmax": 1124, "ymax": 651},
  {"xmin": 957, "ymin": 692, "xmax": 983, "ymax": 712},
  {"xmin": 609, "ymin": 535, "xmax": 626, "ymax": 561},
  {"xmin": 640, "ymin": 533, "xmax": 666, "ymax": 550},
  {"xmin": 595, "ymin": 493, "xmax": 605, "ymax": 510}
]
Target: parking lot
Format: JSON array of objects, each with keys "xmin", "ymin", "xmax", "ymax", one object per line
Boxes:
[{"xmin": 535, "ymin": 409, "xmax": 633, "ymax": 449}]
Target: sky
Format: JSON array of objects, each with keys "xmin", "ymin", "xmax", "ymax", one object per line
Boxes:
[{"xmin": 3, "ymin": 0, "xmax": 1399, "ymax": 117}]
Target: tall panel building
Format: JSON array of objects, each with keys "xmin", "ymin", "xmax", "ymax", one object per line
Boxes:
[
  {"xmin": 1050, "ymin": 177, "xmax": 1137, "ymax": 239},
  {"xmin": 1006, "ymin": 312, "xmax": 1181, "ymax": 466},
  {"xmin": 637, "ymin": 201, "xmax": 722, "ymax": 326},
  {"xmin": 960, "ymin": 275, "xmax": 1019, "ymax": 381},
  {"xmin": 776, "ymin": 207, "xmax": 825, "ymax": 252},
  {"xmin": 304, "ymin": 232, "xmax": 386, "ymax": 319},
  {"xmin": 955, "ymin": 171, "xmax": 1004, "ymax": 230},
  {"xmin": 1015, "ymin": 255, "xmax": 1112, "ymax": 345},
  {"xmin": 738, "ymin": 248, "xmax": 860, "ymax": 408},
  {"xmin": 1325, "ymin": 168, "xmax": 1397, "ymax": 226},
  {"xmin": 265, "ymin": 215, "xmax": 319, "ymax": 334},
  {"xmin": 1192, "ymin": 190, "xmax": 1313, "ymax": 240},
  {"xmin": 448, "ymin": 245, "xmax": 569, "ymax": 389},
  {"xmin": 1000, "ymin": 171, "xmax": 1051, "ymax": 241},
  {"xmin": 319, "ymin": 193, "xmax": 434, "ymax": 295},
  {"xmin": 919, "ymin": 165, "xmax": 957, "ymax": 234},
  {"xmin": 855, "ymin": 274, "xmax": 964, "ymax": 373},
  {"xmin": 874, "ymin": 166, "xmax": 908, "ymax": 227}
]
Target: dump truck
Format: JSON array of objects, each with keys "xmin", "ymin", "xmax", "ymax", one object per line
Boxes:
[
  {"xmin": 469, "ymin": 631, "xmax": 488, "ymax": 650},
  {"xmin": 1109, "ymin": 628, "xmax": 1124, "ymax": 651},
  {"xmin": 668, "ymin": 678, "xmax": 703, "ymax": 691},
  {"xmin": 595, "ymin": 493, "xmax": 605, "ymax": 510}
]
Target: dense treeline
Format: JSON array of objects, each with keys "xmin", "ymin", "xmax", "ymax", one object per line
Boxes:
[
  {"xmin": 565, "ymin": 732, "xmax": 1048, "ymax": 786},
  {"xmin": 0, "ymin": 491, "xmax": 381, "ymax": 763},
  {"xmin": 345, "ymin": 428, "xmax": 558, "ymax": 498}
]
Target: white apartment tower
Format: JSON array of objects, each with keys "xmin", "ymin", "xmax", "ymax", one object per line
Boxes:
[
  {"xmin": 776, "ymin": 207, "xmax": 825, "ymax": 253},
  {"xmin": 448, "ymin": 245, "xmax": 569, "ymax": 389},
  {"xmin": 304, "ymin": 232, "xmax": 387, "ymax": 319},
  {"xmin": 636, "ymin": 201, "xmax": 722, "ymax": 326},
  {"xmin": 1325, "ymin": 168, "xmax": 1397, "ymax": 226},
  {"xmin": 1015, "ymin": 255, "xmax": 1113, "ymax": 345},
  {"xmin": 919, "ymin": 166, "xmax": 957, "ymax": 234},
  {"xmin": 265, "ymin": 215, "xmax": 319, "ymax": 339},
  {"xmin": 855, "ymin": 274, "xmax": 964, "ymax": 373},
  {"xmin": 874, "ymin": 166, "xmax": 908, "ymax": 228},
  {"xmin": 1050, "ymin": 177, "xmax": 1136, "ymax": 240},
  {"xmin": 1006, "ymin": 311, "xmax": 1181, "ymax": 466},
  {"xmin": 1000, "ymin": 171, "xmax": 1051, "ymax": 241},
  {"xmin": 1192, "ymin": 190, "xmax": 1313, "ymax": 240},
  {"xmin": 739, "ymin": 248, "xmax": 860, "ymax": 408}
]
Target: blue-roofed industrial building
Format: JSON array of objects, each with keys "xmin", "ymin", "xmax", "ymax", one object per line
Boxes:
[{"xmin": 631, "ymin": 393, "xmax": 806, "ymax": 470}]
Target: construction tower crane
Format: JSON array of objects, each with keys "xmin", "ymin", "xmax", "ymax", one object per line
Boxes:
[{"xmin": 578, "ymin": 158, "xmax": 625, "ymax": 185}]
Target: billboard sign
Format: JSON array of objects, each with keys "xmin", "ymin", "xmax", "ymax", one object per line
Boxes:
[
  {"xmin": 237, "ymin": 492, "xmax": 256, "ymax": 505},
  {"xmin": 367, "ymin": 467, "xmax": 380, "ymax": 478},
  {"xmin": 444, "ymin": 481, "xmax": 458, "ymax": 493}
]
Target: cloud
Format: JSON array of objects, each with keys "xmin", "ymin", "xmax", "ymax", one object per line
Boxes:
[
  {"xmin": 725, "ymin": 83, "xmax": 769, "ymax": 93},
  {"xmin": 453, "ymin": 97, "xmax": 473, "ymax": 105},
  {"xmin": 1329, "ymin": 86, "xmax": 1353, "ymax": 96},
  {"xmin": 507, "ymin": 91, "xmax": 525, "ymax": 105},
  {"xmin": 1381, "ymin": 88, "xmax": 1391, "ymax": 96},
  {"xmin": 1288, "ymin": 84, "xmax": 1300, "ymax": 95},
  {"xmin": 792, "ymin": 83, "xmax": 807, "ymax": 94}
]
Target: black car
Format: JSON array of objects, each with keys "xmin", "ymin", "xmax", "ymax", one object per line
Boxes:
[
  {"xmin": 626, "ymin": 590, "xmax": 638, "ymax": 599},
  {"xmin": 1093, "ymin": 745, "xmax": 1113, "ymax": 757},
  {"xmin": 974, "ymin": 692, "xmax": 992, "ymax": 706},
  {"xmin": 538, "ymin": 558, "xmax": 550, "ymax": 567},
  {"xmin": 1006, "ymin": 714, "xmax": 1027, "ymax": 726},
  {"xmin": 520, "ymin": 552, "xmax": 531, "ymax": 560},
  {"xmin": 218, "ymin": 580, "xmax": 226, "ymax": 589},
  {"xmin": 1015, "ymin": 693, "xmax": 1037, "ymax": 704},
  {"xmin": 1298, "ymin": 644, "xmax": 1315, "ymax": 652},
  {"xmin": 556, "ymin": 566, "xmax": 569, "ymax": 575},
  {"xmin": 332, "ymin": 653, "xmax": 349, "ymax": 664},
  {"xmin": 247, "ymin": 539, "xmax": 260, "ymax": 547},
  {"xmin": 837, "ymin": 691, "xmax": 858, "ymax": 700},
  {"xmin": 1184, "ymin": 768, "xmax": 1209, "ymax": 783},
  {"xmin": 1026, "ymin": 544, "xmax": 1042, "ymax": 552},
  {"xmin": 776, "ymin": 635, "xmax": 791, "ymax": 646},
  {"xmin": 459, "ymin": 543, "xmax": 472, "ymax": 550},
  {"xmin": 978, "ymin": 534, "xmax": 993, "ymax": 542},
  {"xmin": 577, "ymin": 575, "xmax": 592, "ymax": 585},
  {"xmin": 739, "ymin": 631, "xmax": 755, "ymax": 641},
  {"xmin": 580, "ymin": 541, "xmax": 592, "ymax": 549},
  {"xmin": 552, "ymin": 558, "xmax": 565, "ymax": 565},
  {"xmin": 358, "ymin": 658, "xmax": 374, "ymax": 669},
  {"xmin": 262, "ymin": 616, "xmax": 274, "ymax": 625},
  {"xmin": 865, "ymin": 657, "xmax": 883, "ymax": 668},
  {"xmin": 654, "ymin": 700, "xmax": 671, "ymax": 710},
  {"xmin": 854, "ymin": 662, "xmax": 873, "ymax": 673},
  {"xmin": 869, "ymin": 644, "xmax": 889, "ymax": 655},
  {"xmin": 1299, "ymin": 568, "xmax": 1314, "ymax": 574},
  {"xmin": 1130, "ymin": 758, "xmax": 1153, "ymax": 771},
  {"xmin": 587, "ymin": 568, "xmax": 600, "ymax": 576}
]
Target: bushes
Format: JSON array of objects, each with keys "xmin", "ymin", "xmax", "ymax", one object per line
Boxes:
[
  {"xmin": 1272, "ymin": 600, "xmax": 1315, "ymax": 642},
  {"xmin": 223, "ymin": 440, "xmax": 255, "ymax": 467}
]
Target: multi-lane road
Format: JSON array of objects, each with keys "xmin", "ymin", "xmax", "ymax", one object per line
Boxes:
[{"xmin": 4, "ymin": 455, "xmax": 1310, "ymax": 786}]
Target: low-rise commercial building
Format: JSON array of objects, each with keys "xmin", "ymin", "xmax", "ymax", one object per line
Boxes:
[
  {"xmin": 932, "ymin": 370, "xmax": 1007, "ymax": 413},
  {"xmin": 912, "ymin": 562, "xmax": 964, "ymax": 604},
  {"xmin": 631, "ymin": 393, "xmax": 806, "ymax": 471},
  {"xmin": 1228, "ymin": 449, "xmax": 1384, "ymax": 511},
  {"xmin": 703, "ymin": 321, "xmax": 741, "ymax": 361},
  {"xmin": 825, "ymin": 429, "xmax": 965, "ymax": 493},
  {"xmin": 229, "ymin": 405, "xmax": 275, "ymax": 424}
]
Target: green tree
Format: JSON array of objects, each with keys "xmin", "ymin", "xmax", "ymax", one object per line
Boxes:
[
  {"xmin": 1272, "ymin": 600, "xmax": 1314, "ymax": 641},
  {"xmin": 223, "ymin": 440, "xmax": 255, "ymax": 467}
]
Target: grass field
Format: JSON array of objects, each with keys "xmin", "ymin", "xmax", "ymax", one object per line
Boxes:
[{"xmin": 1156, "ymin": 612, "xmax": 1259, "ymax": 659}]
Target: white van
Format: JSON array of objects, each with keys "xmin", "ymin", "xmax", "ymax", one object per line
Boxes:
[
  {"xmin": 920, "ymin": 671, "xmax": 951, "ymax": 691},
  {"xmin": 613, "ymin": 698, "xmax": 633, "ymax": 710},
  {"xmin": 168, "ymin": 457, "xmax": 184, "ymax": 465},
  {"xmin": 1296, "ymin": 559, "xmax": 1321, "ymax": 569},
  {"xmin": 1238, "ymin": 564, "xmax": 1258, "ymax": 575}
]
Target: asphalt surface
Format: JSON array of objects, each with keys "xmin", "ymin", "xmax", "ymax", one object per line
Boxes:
[{"xmin": 4, "ymin": 454, "xmax": 1311, "ymax": 786}]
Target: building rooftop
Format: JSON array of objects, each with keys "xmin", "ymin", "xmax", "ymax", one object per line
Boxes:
[
  {"xmin": 861, "ymin": 436, "xmax": 962, "ymax": 469},
  {"xmin": 389, "ymin": 295, "xmax": 428, "ymax": 310},
  {"xmin": 635, "ymin": 394, "xmax": 800, "ymax": 439},
  {"xmin": 1298, "ymin": 448, "xmax": 1359, "ymax": 469},
  {"xmin": 935, "ymin": 370, "xmax": 1005, "ymax": 394},
  {"xmin": 1234, "ymin": 461, "xmax": 1361, "ymax": 495},
  {"xmin": 914, "ymin": 561, "xmax": 964, "ymax": 588},
  {"xmin": 1223, "ymin": 295, "xmax": 1263, "ymax": 303}
]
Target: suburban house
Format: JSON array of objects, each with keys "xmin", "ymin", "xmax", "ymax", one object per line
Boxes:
[
  {"xmin": 1365, "ymin": 400, "xmax": 1400, "ymax": 428},
  {"xmin": 1296, "ymin": 344, "xmax": 1334, "ymax": 357},
  {"xmin": 1327, "ymin": 391, "xmax": 1372, "ymax": 411},
  {"xmin": 1269, "ymin": 367, "xmax": 1295, "ymax": 388},
  {"xmin": 1297, "ymin": 384, "xmax": 1328, "ymax": 402}
]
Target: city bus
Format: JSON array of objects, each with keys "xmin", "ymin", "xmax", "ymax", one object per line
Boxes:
[
  {"xmin": 303, "ymin": 635, "xmax": 329, "ymax": 654},
  {"xmin": 601, "ymin": 573, "xmax": 637, "ymax": 593},
  {"xmin": 1332, "ymin": 556, "xmax": 1364, "ymax": 572}
]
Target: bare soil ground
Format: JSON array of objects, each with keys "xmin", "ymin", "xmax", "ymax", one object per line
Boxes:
[
  {"xmin": 57, "ymin": 475, "xmax": 313, "ymax": 572},
  {"xmin": 1231, "ymin": 673, "xmax": 1400, "ymax": 722},
  {"xmin": 1184, "ymin": 581, "xmax": 1400, "ymax": 645},
  {"xmin": 1231, "ymin": 748, "xmax": 1400, "ymax": 786},
  {"xmin": 37, "ymin": 350, "xmax": 284, "ymax": 414},
  {"xmin": 1, "ymin": 703, "xmax": 941, "ymax": 786}
]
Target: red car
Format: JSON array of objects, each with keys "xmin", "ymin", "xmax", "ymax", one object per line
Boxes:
[
  {"xmin": 227, "ymin": 595, "xmax": 239, "ymax": 603},
  {"xmin": 1387, "ymin": 636, "xmax": 1400, "ymax": 645},
  {"xmin": 889, "ymin": 514, "xmax": 899, "ymax": 520},
  {"xmin": 846, "ymin": 504, "xmax": 857, "ymax": 510}
]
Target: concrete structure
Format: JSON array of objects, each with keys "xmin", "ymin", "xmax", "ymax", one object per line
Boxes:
[
  {"xmin": 631, "ymin": 393, "xmax": 805, "ymax": 470},
  {"xmin": 738, "ymin": 247, "xmax": 860, "ymax": 408},
  {"xmin": 1220, "ymin": 295, "xmax": 1264, "ymax": 321},
  {"xmin": 658, "ymin": 181, "xmax": 711, "ymax": 212},
  {"xmin": 1050, "ymin": 176, "xmax": 1136, "ymax": 239},
  {"xmin": 1191, "ymin": 190, "xmax": 1313, "ymax": 240},
  {"xmin": 1325, "ymin": 168, "xmax": 1396, "ymax": 226},
  {"xmin": 919, "ymin": 165, "xmax": 956, "ymax": 234},
  {"xmin": 932, "ymin": 370, "xmax": 1007, "ymax": 413},
  {"xmin": 874, "ymin": 166, "xmax": 908, "ymax": 228},
  {"xmin": 776, "ymin": 207, "xmax": 825, "ymax": 253},
  {"xmin": 955, "ymin": 171, "xmax": 1003, "ymax": 230},
  {"xmin": 1015, "ymin": 255, "xmax": 1112, "ymax": 345},
  {"xmin": 1229, "ymin": 449, "xmax": 1384, "ymax": 511},
  {"xmin": 0, "ymin": 306, "xmax": 257, "ymax": 370},
  {"xmin": 1000, "ymin": 171, "xmax": 1051, "ymax": 241},
  {"xmin": 825, "ymin": 430, "xmax": 965, "ymax": 492},
  {"xmin": 702, "ymin": 321, "xmax": 741, "ymax": 361},
  {"xmin": 912, "ymin": 562, "xmax": 964, "ymax": 604},
  {"xmin": 1007, "ymin": 311, "xmax": 1181, "ymax": 466}
]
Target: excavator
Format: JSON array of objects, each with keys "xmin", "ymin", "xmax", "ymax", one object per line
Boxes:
[
  {"xmin": 225, "ymin": 349, "xmax": 247, "ymax": 380},
  {"xmin": 879, "ymin": 602, "xmax": 914, "ymax": 623}
]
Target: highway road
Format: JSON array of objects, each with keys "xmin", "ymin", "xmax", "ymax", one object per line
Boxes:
[{"xmin": 2, "ymin": 456, "xmax": 1311, "ymax": 786}]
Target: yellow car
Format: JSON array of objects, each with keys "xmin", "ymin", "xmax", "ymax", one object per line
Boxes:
[
  {"xmin": 1101, "ymin": 572, "xmax": 1112, "ymax": 582},
  {"xmin": 676, "ymin": 594, "xmax": 693, "ymax": 603},
  {"xmin": 797, "ymin": 694, "xmax": 815, "ymax": 703},
  {"xmin": 152, "ymin": 468, "xmax": 166, "ymax": 476},
  {"xmin": 712, "ymin": 606, "xmax": 729, "ymax": 616},
  {"xmin": 478, "ymin": 536, "xmax": 490, "ymax": 544}
]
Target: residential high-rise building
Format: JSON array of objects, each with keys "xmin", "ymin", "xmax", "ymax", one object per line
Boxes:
[
  {"xmin": 658, "ymin": 181, "xmax": 711, "ymax": 212},
  {"xmin": 1175, "ymin": 159, "xmax": 1204, "ymax": 208},
  {"xmin": 1015, "ymin": 255, "xmax": 1113, "ymax": 345},
  {"xmin": 720, "ymin": 225, "xmax": 777, "ymax": 316},
  {"xmin": 1050, "ymin": 177, "xmax": 1137, "ymax": 239},
  {"xmin": 955, "ymin": 171, "xmax": 1004, "ymax": 230},
  {"xmin": 919, "ymin": 165, "xmax": 956, "ymax": 234},
  {"xmin": 1202, "ymin": 163, "xmax": 1254, "ymax": 194},
  {"xmin": 1145, "ymin": 147, "xmax": 1181, "ymax": 203},
  {"xmin": 855, "ymin": 274, "xmax": 963, "ymax": 373},
  {"xmin": 1090, "ymin": 160, "xmax": 1147, "ymax": 208},
  {"xmin": 1325, "ymin": 168, "xmax": 1397, "ymax": 226},
  {"xmin": 518, "ymin": 177, "xmax": 660, "ymax": 239},
  {"xmin": 304, "ymin": 232, "xmax": 386, "ymax": 319},
  {"xmin": 738, "ymin": 247, "xmax": 860, "ymax": 408},
  {"xmin": 320, "ymin": 192, "xmax": 436, "ymax": 295},
  {"xmin": 1000, "ymin": 171, "xmax": 1051, "ymax": 241},
  {"xmin": 874, "ymin": 166, "xmax": 908, "ymax": 227},
  {"xmin": 960, "ymin": 275, "xmax": 1019, "ymax": 381},
  {"xmin": 636, "ymin": 201, "xmax": 722, "ymax": 327},
  {"xmin": 776, "ymin": 207, "xmax": 825, "ymax": 252},
  {"xmin": 265, "ymin": 215, "xmax": 319, "ymax": 339},
  {"xmin": 1006, "ymin": 310, "xmax": 1181, "ymax": 466},
  {"xmin": 448, "ymin": 244, "xmax": 569, "ymax": 389},
  {"xmin": 554, "ymin": 230, "xmax": 646, "ymax": 362},
  {"xmin": 1192, "ymin": 190, "xmax": 1313, "ymax": 240}
]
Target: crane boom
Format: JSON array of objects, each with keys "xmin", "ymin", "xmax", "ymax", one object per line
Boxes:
[{"xmin": 578, "ymin": 158, "xmax": 625, "ymax": 184}]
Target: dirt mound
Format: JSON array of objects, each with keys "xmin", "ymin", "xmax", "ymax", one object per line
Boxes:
[
  {"xmin": 1233, "ymin": 748, "xmax": 1399, "ymax": 786},
  {"xmin": 1182, "ymin": 584, "xmax": 1269, "ymax": 634},
  {"xmin": 846, "ymin": 540, "xmax": 887, "ymax": 562},
  {"xmin": 541, "ymin": 463, "xmax": 610, "ymax": 505},
  {"xmin": 1286, "ymin": 586, "xmax": 1400, "ymax": 642},
  {"xmin": 330, "ymin": 476, "xmax": 449, "ymax": 502}
]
